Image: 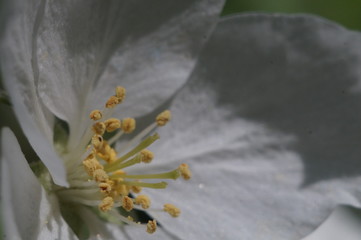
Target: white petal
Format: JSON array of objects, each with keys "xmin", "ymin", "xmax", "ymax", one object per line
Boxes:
[
  {"xmin": 142, "ymin": 14, "xmax": 361, "ymax": 239},
  {"xmin": 0, "ymin": 128, "xmax": 77, "ymax": 239},
  {"xmin": 77, "ymin": 207, "xmax": 127, "ymax": 240},
  {"xmin": 1, "ymin": 0, "xmax": 68, "ymax": 186},
  {"xmin": 34, "ymin": 0, "xmax": 224, "ymax": 145},
  {"xmin": 123, "ymin": 225, "xmax": 181, "ymax": 240},
  {"xmin": 302, "ymin": 205, "xmax": 361, "ymax": 240}
]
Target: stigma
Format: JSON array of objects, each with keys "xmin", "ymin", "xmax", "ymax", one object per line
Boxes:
[{"xmin": 56, "ymin": 86, "xmax": 190, "ymax": 234}]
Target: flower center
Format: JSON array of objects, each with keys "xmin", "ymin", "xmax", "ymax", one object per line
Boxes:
[{"xmin": 55, "ymin": 86, "xmax": 191, "ymax": 234}]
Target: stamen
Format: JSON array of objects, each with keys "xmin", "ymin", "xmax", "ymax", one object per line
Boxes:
[
  {"xmin": 106, "ymin": 155, "xmax": 142, "ymax": 172},
  {"xmin": 104, "ymin": 118, "xmax": 121, "ymax": 132},
  {"xmin": 179, "ymin": 163, "xmax": 192, "ymax": 180},
  {"xmin": 113, "ymin": 181, "xmax": 130, "ymax": 196},
  {"xmin": 156, "ymin": 110, "xmax": 171, "ymax": 126},
  {"xmin": 130, "ymin": 183, "xmax": 142, "ymax": 193},
  {"xmin": 146, "ymin": 220, "xmax": 157, "ymax": 234},
  {"xmin": 119, "ymin": 181, "xmax": 168, "ymax": 189},
  {"xmin": 91, "ymin": 135, "xmax": 103, "ymax": 151},
  {"xmin": 115, "ymin": 86, "xmax": 126, "ymax": 103},
  {"xmin": 140, "ymin": 149, "xmax": 154, "ymax": 163},
  {"xmin": 116, "ymin": 122, "xmax": 156, "ymax": 155},
  {"xmin": 105, "ymin": 134, "xmax": 159, "ymax": 170},
  {"xmin": 110, "ymin": 169, "xmax": 180, "ymax": 180},
  {"xmin": 92, "ymin": 122, "xmax": 106, "ymax": 135},
  {"xmin": 107, "ymin": 129, "xmax": 124, "ymax": 146},
  {"xmin": 121, "ymin": 118, "xmax": 136, "ymax": 134},
  {"xmin": 135, "ymin": 195, "xmax": 151, "ymax": 209},
  {"xmin": 96, "ymin": 141, "xmax": 118, "ymax": 163},
  {"xmin": 89, "ymin": 110, "xmax": 102, "ymax": 121},
  {"xmin": 63, "ymin": 86, "xmax": 191, "ymax": 234},
  {"xmin": 122, "ymin": 196, "xmax": 134, "ymax": 212},
  {"xmin": 83, "ymin": 156, "xmax": 103, "ymax": 176},
  {"xmin": 163, "ymin": 204, "xmax": 180, "ymax": 217},
  {"xmin": 117, "ymin": 111, "xmax": 171, "ymax": 154},
  {"xmin": 105, "ymin": 96, "xmax": 120, "ymax": 108},
  {"xmin": 99, "ymin": 182, "xmax": 112, "ymax": 194},
  {"xmin": 93, "ymin": 169, "xmax": 109, "ymax": 182},
  {"xmin": 99, "ymin": 196, "xmax": 114, "ymax": 212}
]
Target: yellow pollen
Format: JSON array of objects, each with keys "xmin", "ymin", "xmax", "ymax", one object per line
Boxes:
[
  {"xmin": 115, "ymin": 86, "xmax": 126, "ymax": 102},
  {"xmin": 92, "ymin": 135, "xmax": 103, "ymax": 151},
  {"xmin": 122, "ymin": 196, "xmax": 134, "ymax": 212},
  {"xmin": 105, "ymin": 96, "xmax": 120, "ymax": 108},
  {"xmin": 131, "ymin": 184, "xmax": 142, "ymax": 194},
  {"xmin": 114, "ymin": 169, "xmax": 126, "ymax": 175},
  {"xmin": 108, "ymin": 148, "xmax": 118, "ymax": 163},
  {"xmin": 146, "ymin": 220, "xmax": 157, "ymax": 234},
  {"xmin": 96, "ymin": 141, "xmax": 118, "ymax": 163},
  {"xmin": 179, "ymin": 163, "xmax": 192, "ymax": 180},
  {"xmin": 140, "ymin": 149, "xmax": 154, "ymax": 163},
  {"xmin": 99, "ymin": 196, "xmax": 114, "ymax": 212},
  {"xmin": 104, "ymin": 118, "xmax": 121, "ymax": 132},
  {"xmin": 135, "ymin": 195, "xmax": 151, "ymax": 209},
  {"xmin": 93, "ymin": 169, "xmax": 109, "ymax": 182},
  {"xmin": 156, "ymin": 110, "xmax": 171, "ymax": 126},
  {"xmin": 99, "ymin": 182, "xmax": 112, "ymax": 194},
  {"xmin": 163, "ymin": 204, "xmax": 181, "ymax": 217},
  {"xmin": 92, "ymin": 122, "xmax": 106, "ymax": 135},
  {"xmin": 117, "ymin": 184, "xmax": 130, "ymax": 196},
  {"xmin": 89, "ymin": 109, "xmax": 102, "ymax": 120},
  {"xmin": 83, "ymin": 157, "xmax": 103, "ymax": 176},
  {"xmin": 121, "ymin": 118, "xmax": 136, "ymax": 133}
]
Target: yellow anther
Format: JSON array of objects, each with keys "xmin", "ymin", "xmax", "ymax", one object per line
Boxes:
[
  {"xmin": 99, "ymin": 196, "xmax": 114, "ymax": 212},
  {"xmin": 115, "ymin": 86, "xmax": 126, "ymax": 103},
  {"xmin": 146, "ymin": 220, "xmax": 157, "ymax": 234},
  {"xmin": 121, "ymin": 118, "xmax": 136, "ymax": 133},
  {"xmin": 104, "ymin": 118, "xmax": 121, "ymax": 132},
  {"xmin": 89, "ymin": 109, "xmax": 102, "ymax": 121},
  {"xmin": 131, "ymin": 184, "xmax": 142, "ymax": 194},
  {"xmin": 93, "ymin": 169, "xmax": 109, "ymax": 182},
  {"xmin": 96, "ymin": 141, "xmax": 118, "ymax": 163},
  {"xmin": 92, "ymin": 122, "xmax": 106, "ymax": 135},
  {"xmin": 91, "ymin": 135, "xmax": 103, "ymax": 150},
  {"xmin": 122, "ymin": 196, "xmax": 134, "ymax": 212},
  {"xmin": 105, "ymin": 96, "xmax": 120, "ymax": 108},
  {"xmin": 179, "ymin": 163, "xmax": 191, "ymax": 180},
  {"xmin": 108, "ymin": 148, "xmax": 118, "ymax": 163},
  {"xmin": 156, "ymin": 110, "xmax": 171, "ymax": 126},
  {"xmin": 117, "ymin": 184, "xmax": 130, "ymax": 196},
  {"xmin": 140, "ymin": 149, "xmax": 154, "ymax": 163},
  {"xmin": 135, "ymin": 195, "xmax": 151, "ymax": 209},
  {"xmin": 163, "ymin": 204, "xmax": 181, "ymax": 217},
  {"xmin": 113, "ymin": 169, "xmax": 126, "ymax": 175},
  {"xmin": 83, "ymin": 157, "xmax": 103, "ymax": 176},
  {"xmin": 99, "ymin": 182, "xmax": 112, "ymax": 194}
]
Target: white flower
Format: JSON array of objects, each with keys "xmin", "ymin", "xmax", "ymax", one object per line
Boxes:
[
  {"xmin": 2, "ymin": 1, "xmax": 361, "ymax": 240},
  {"xmin": 0, "ymin": 0, "xmax": 224, "ymax": 239}
]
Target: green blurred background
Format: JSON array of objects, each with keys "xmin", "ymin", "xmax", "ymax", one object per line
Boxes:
[{"xmin": 222, "ymin": 0, "xmax": 361, "ymax": 30}]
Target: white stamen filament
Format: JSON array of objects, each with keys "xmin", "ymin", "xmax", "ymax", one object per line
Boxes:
[{"xmin": 117, "ymin": 122, "xmax": 157, "ymax": 155}]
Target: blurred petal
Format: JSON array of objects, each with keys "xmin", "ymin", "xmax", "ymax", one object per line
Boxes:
[
  {"xmin": 1, "ymin": 128, "xmax": 76, "ymax": 239},
  {"xmin": 302, "ymin": 205, "xmax": 361, "ymax": 240},
  {"xmin": 34, "ymin": 0, "xmax": 224, "ymax": 144},
  {"xmin": 144, "ymin": 14, "xmax": 361, "ymax": 239},
  {"xmin": 1, "ymin": 0, "xmax": 67, "ymax": 186},
  {"xmin": 77, "ymin": 207, "xmax": 125, "ymax": 240},
  {"xmin": 124, "ymin": 225, "xmax": 181, "ymax": 240}
]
